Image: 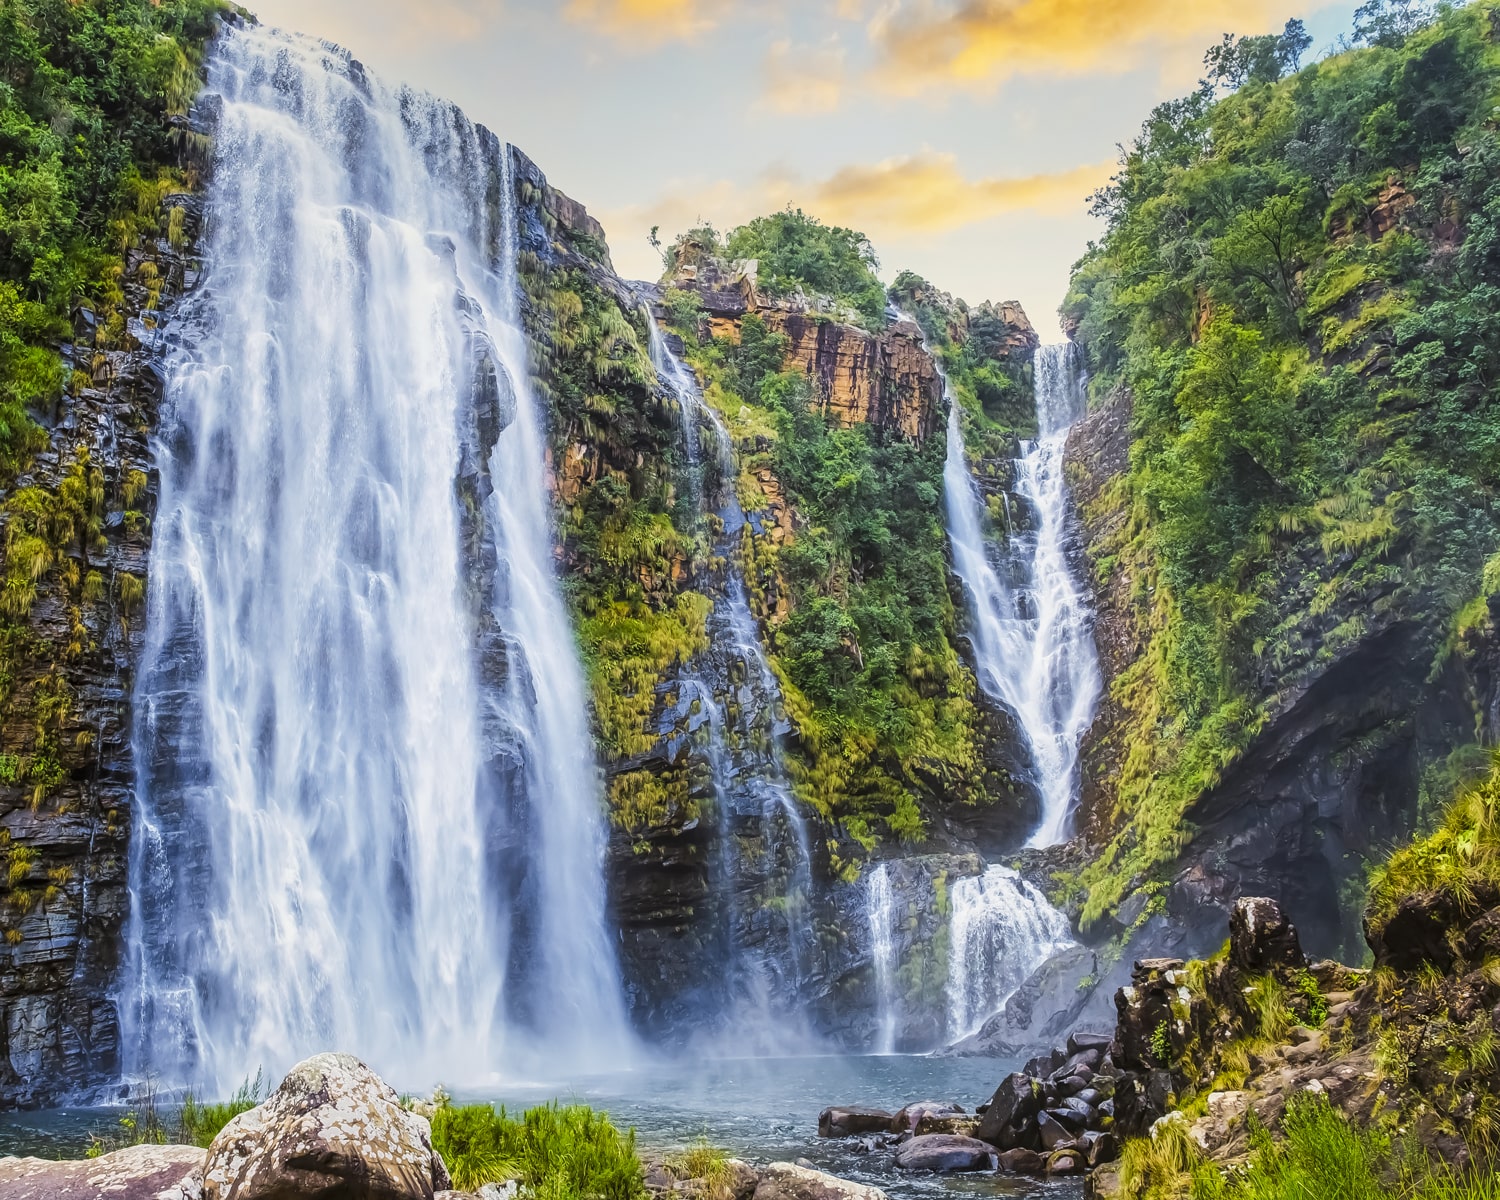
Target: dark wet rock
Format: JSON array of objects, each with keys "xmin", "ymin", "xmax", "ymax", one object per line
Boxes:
[
  {"xmin": 996, "ymin": 1147, "xmax": 1044, "ymax": 1174},
  {"xmin": 890, "ymin": 1101, "xmax": 964, "ymax": 1134},
  {"xmin": 818, "ymin": 1107, "xmax": 894, "ymax": 1138},
  {"xmin": 1036, "ymin": 1110, "xmax": 1071, "ymax": 1150},
  {"xmin": 1068, "ymin": 1031, "xmax": 1112, "ymax": 1055},
  {"xmin": 892, "ymin": 1134, "xmax": 997, "ymax": 1173},
  {"xmin": 974, "ymin": 1073, "xmax": 1042, "ymax": 1144},
  {"xmin": 1024, "ymin": 1048, "xmax": 1065, "ymax": 1078},
  {"xmin": 1081, "ymin": 1130, "xmax": 1119, "ymax": 1166},
  {"xmin": 1230, "ymin": 897, "xmax": 1307, "ymax": 975},
  {"xmin": 203, "ymin": 1053, "xmax": 449, "ymax": 1200},
  {"xmin": 0, "ymin": 1145, "xmax": 204, "ymax": 1199}
]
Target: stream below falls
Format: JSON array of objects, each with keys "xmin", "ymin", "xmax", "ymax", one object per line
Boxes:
[{"xmin": 0, "ymin": 1056, "xmax": 1082, "ymax": 1199}]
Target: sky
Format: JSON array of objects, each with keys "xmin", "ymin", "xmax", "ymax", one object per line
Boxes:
[{"xmin": 239, "ymin": 0, "xmax": 1363, "ymax": 339}]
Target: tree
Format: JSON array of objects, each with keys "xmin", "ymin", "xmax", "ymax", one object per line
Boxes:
[
  {"xmin": 1203, "ymin": 20, "xmax": 1313, "ymax": 92},
  {"xmin": 1352, "ymin": 0, "xmax": 1433, "ymax": 48}
]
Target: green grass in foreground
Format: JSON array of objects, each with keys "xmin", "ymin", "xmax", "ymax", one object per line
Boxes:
[
  {"xmin": 429, "ymin": 1100, "xmax": 645, "ymax": 1199},
  {"xmin": 1189, "ymin": 1094, "xmax": 1500, "ymax": 1200}
]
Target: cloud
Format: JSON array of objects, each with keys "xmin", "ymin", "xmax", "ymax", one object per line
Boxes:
[
  {"xmin": 563, "ymin": 0, "xmax": 724, "ymax": 44},
  {"xmin": 809, "ymin": 152, "xmax": 1112, "ymax": 230},
  {"xmin": 867, "ymin": 0, "xmax": 1325, "ymax": 91},
  {"xmin": 598, "ymin": 152, "xmax": 1111, "ymax": 282},
  {"xmin": 761, "ymin": 38, "xmax": 848, "ymax": 113}
]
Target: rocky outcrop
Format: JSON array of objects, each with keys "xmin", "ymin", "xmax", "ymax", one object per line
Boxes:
[
  {"xmin": 0, "ymin": 1144, "xmax": 205, "ymax": 1199},
  {"xmin": 1065, "ymin": 383, "xmax": 1484, "ymax": 962},
  {"xmin": 892, "ymin": 1134, "xmax": 996, "ymax": 1172},
  {"xmin": 664, "ymin": 255, "xmax": 943, "ymax": 443},
  {"xmin": 203, "ymin": 1053, "xmax": 450, "ymax": 1200},
  {"xmin": 0, "ymin": 191, "xmax": 203, "ymax": 1107}
]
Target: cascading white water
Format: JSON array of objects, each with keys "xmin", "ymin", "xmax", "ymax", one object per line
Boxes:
[
  {"xmin": 866, "ymin": 863, "xmax": 899, "ymax": 1055},
  {"xmin": 942, "ymin": 341, "xmax": 1102, "ymax": 847},
  {"xmin": 122, "ymin": 24, "xmax": 627, "ymax": 1091},
  {"xmin": 945, "ymin": 866, "xmax": 1074, "ymax": 1040},
  {"xmin": 644, "ymin": 319, "xmax": 815, "ymax": 1024}
]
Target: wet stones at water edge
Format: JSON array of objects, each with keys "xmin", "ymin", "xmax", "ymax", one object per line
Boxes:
[{"xmin": 0, "ymin": 1144, "xmax": 206, "ymax": 1200}]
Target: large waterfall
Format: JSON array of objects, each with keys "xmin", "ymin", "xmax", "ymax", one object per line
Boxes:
[
  {"xmin": 942, "ymin": 342, "xmax": 1102, "ymax": 847},
  {"xmin": 122, "ymin": 25, "xmax": 627, "ymax": 1091}
]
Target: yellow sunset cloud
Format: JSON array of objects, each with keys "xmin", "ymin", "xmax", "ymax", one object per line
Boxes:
[
  {"xmin": 809, "ymin": 153, "xmax": 1113, "ymax": 231},
  {"xmin": 563, "ymin": 0, "xmax": 722, "ymax": 43},
  {"xmin": 869, "ymin": 0, "xmax": 1315, "ymax": 90}
]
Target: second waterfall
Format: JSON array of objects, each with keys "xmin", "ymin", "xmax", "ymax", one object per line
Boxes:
[
  {"xmin": 122, "ymin": 25, "xmax": 628, "ymax": 1091},
  {"xmin": 943, "ymin": 342, "xmax": 1102, "ymax": 846}
]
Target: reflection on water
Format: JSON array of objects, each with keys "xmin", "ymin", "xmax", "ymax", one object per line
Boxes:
[{"xmin": 0, "ymin": 1056, "xmax": 1081, "ymax": 1199}]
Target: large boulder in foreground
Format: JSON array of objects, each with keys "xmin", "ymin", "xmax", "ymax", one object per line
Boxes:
[
  {"xmin": 0, "ymin": 1144, "xmax": 205, "ymax": 1199},
  {"xmin": 752, "ymin": 1163, "xmax": 886, "ymax": 1200},
  {"xmin": 204, "ymin": 1052, "xmax": 450, "ymax": 1199}
]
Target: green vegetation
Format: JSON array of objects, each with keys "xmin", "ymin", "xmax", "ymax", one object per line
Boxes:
[
  {"xmin": 1192, "ymin": 1094, "xmax": 1500, "ymax": 1200},
  {"xmin": 87, "ymin": 1074, "xmax": 263, "ymax": 1156},
  {"xmin": 429, "ymin": 1100, "xmax": 645, "ymax": 1200},
  {"xmin": 656, "ymin": 261, "xmax": 991, "ymax": 863},
  {"xmin": 0, "ymin": 0, "xmax": 224, "ymax": 476},
  {"xmin": 673, "ymin": 210, "xmax": 888, "ymax": 330},
  {"xmin": 1367, "ymin": 749, "xmax": 1500, "ymax": 941},
  {"xmin": 665, "ymin": 1140, "xmax": 736, "ymax": 1200},
  {"xmin": 1062, "ymin": 0, "xmax": 1500, "ymax": 928}
]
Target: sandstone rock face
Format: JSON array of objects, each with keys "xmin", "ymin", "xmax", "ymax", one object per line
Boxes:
[
  {"xmin": 0, "ymin": 1144, "xmax": 205, "ymax": 1199},
  {"xmin": 751, "ymin": 1163, "xmax": 887, "ymax": 1200},
  {"xmin": 203, "ymin": 1053, "xmax": 450, "ymax": 1200}
]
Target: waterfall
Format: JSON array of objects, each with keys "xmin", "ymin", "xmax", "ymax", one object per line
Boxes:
[
  {"xmin": 122, "ymin": 24, "xmax": 627, "ymax": 1092},
  {"xmin": 644, "ymin": 319, "xmax": 815, "ymax": 1034},
  {"xmin": 866, "ymin": 863, "xmax": 899, "ymax": 1055},
  {"xmin": 942, "ymin": 341, "xmax": 1102, "ymax": 847},
  {"xmin": 945, "ymin": 866, "xmax": 1074, "ymax": 1040}
]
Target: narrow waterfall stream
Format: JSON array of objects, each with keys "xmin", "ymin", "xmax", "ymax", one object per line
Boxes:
[
  {"xmin": 645, "ymin": 321, "xmax": 816, "ymax": 1037},
  {"xmin": 122, "ymin": 24, "xmax": 626, "ymax": 1091},
  {"xmin": 942, "ymin": 342, "xmax": 1102, "ymax": 847}
]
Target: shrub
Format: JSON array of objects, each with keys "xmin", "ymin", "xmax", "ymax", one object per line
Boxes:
[{"xmin": 429, "ymin": 1100, "xmax": 645, "ymax": 1200}]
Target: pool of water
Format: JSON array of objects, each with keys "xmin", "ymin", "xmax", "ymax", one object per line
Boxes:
[{"xmin": 0, "ymin": 1056, "xmax": 1081, "ymax": 1199}]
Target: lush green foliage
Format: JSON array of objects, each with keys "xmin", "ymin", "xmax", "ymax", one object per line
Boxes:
[
  {"xmin": 1062, "ymin": 0, "xmax": 1500, "ymax": 927},
  {"xmin": 429, "ymin": 1100, "xmax": 645, "ymax": 1200},
  {"xmin": 0, "ymin": 0, "xmax": 223, "ymax": 478},
  {"xmin": 1191, "ymin": 1093, "xmax": 1500, "ymax": 1200},
  {"xmin": 1367, "ymin": 749, "xmax": 1500, "ymax": 939},
  {"xmin": 86, "ymin": 1074, "xmax": 262, "ymax": 1156},
  {"xmin": 659, "ymin": 287, "xmax": 988, "ymax": 858},
  {"xmin": 672, "ymin": 210, "xmax": 888, "ymax": 331}
]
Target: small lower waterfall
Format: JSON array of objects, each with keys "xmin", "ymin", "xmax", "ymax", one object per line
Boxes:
[
  {"xmin": 123, "ymin": 24, "xmax": 627, "ymax": 1091},
  {"xmin": 866, "ymin": 863, "xmax": 899, "ymax": 1055},
  {"xmin": 942, "ymin": 342, "xmax": 1102, "ymax": 847},
  {"xmin": 645, "ymin": 321, "xmax": 815, "ymax": 1035},
  {"xmin": 945, "ymin": 866, "xmax": 1074, "ymax": 1040}
]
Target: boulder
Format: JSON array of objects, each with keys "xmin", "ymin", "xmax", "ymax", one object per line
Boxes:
[
  {"xmin": 203, "ymin": 1052, "xmax": 450, "ymax": 1200},
  {"xmin": 1230, "ymin": 897, "xmax": 1306, "ymax": 975},
  {"xmin": 1067, "ymin": 1031, "xmax": 1113, "ymax": 1056},
  {"xmin": 818, "ymin": 1107, "xmax": 893, "ymax": 1138},
  {"xmin": 1036, "ymin": 1111, "xmax": 1071, "ymax": 1150},
  {"xmin": 996, "ymin": 1147, "xmax": 1044, "ymax": 1173},
  {"xmin": 1081, "ymin": 1130, "xmax": 1119, "ymax": 1166},
  {"xmin": 974, "ymin": 1073, "xmax": 1041, "ymax": 1144},
  {"xmin": 1046, "ymin": 1148, "xmax": 1084, "ymax": 1175},
  {"xmin": 892, "ymin": 1134, "xmax": 996, "ymax": 1173},
  {"xmin": 0, "ymin": 1144, "xmax": 205, "ymax": 1199},
  {"xmin": 752, "ymin": 1163, "xmax": 886, "ymax": 1200},
  {"xmin": 890, "ymin": 1101, "xmax": 963, "ymax": 1134}
]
